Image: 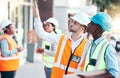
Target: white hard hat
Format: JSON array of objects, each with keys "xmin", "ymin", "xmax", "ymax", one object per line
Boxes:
[
  {"xmin": 0, "ymin": 20, "xmax": 12, "ymax": 29},
  {"xmin": 44, "ymin": 17, "xmax": 59, "ymax": 28},
  {"xmin": 70, "ymin": 12, "xmax": 90, "ymax": 26}
]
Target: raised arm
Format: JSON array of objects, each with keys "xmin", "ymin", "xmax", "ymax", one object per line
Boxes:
[
  {"xmin": 33, "ymin": 0, "xmax": 40, "ymax": 18},
  {"xmin": 33, "ymin": 0, "xmax": 61, "ymax": 46}
]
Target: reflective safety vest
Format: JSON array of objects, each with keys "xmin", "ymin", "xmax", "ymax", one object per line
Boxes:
[
  {"xmin": 0, "ymin": 34, "xmax": 19, "ymax": 71},
  {"xmin": 42, "ymin": 40, "xmax": 54, "ymax": 68},
  {"xmin": 51, "ymin": 34, "xmax": 91, "ymax": 78},
  {"xmin": 84, "ymin": 39, "xmax": 109, "ymax": 72}
]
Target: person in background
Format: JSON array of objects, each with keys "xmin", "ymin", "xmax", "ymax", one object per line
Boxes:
[
  {"xmin": 12, "ymin": 32, "xmax": 19, "ymax": 44},
  {"xmin": 106, "ymin": 34, "xmax": 117, "ymax": 48},
  {"xmin": 35, "ymin": 17, "xmax": 61, "ymax": 78},
  {"xmin": 33, "ymin": 1, "xmax": 91, "ymax": 78},
  {"xmin": 78, "ymin": 12, "xmax": 118, "ymax": 78},
  {"xmin": 0, "ymin": 20, "xmax": 23, "ymax": 78},
  {"xmin": 110, "ymin": 36, "xmax": 116, "ymax": 47}
]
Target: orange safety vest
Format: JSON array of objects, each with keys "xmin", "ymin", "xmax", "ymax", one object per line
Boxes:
[
  {"xmin": 51, "ymin": 34, "xmax": 90, "ymax": 78},
  {"xmin": 0, "ymin": 34, "xmax": 19, "ymax": 71}
]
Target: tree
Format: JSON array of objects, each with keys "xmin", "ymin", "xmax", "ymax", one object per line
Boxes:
[
  {"xmin": 92, "ymin": 0, "xmax": 120, "ymax": 12},
  {"xmin": 92, "ymin": 0, "xmax": 120, "ymax": 19}
]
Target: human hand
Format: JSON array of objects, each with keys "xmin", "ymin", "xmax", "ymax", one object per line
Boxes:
[
  {"xmin": 77, "ymin": 75, "xmax": 92, "ymax": 78},
  {"xmin": 35, "ymin": 48, "xmax": 44, "ymax": 53},
  {"xmin": 17, "ymin": 47, "xmax": 23, "ymax": 52},
  {"xmin": 63, "ymin": 74, "xmax": 82, "ymax": 78},
  {"xmin": 33, "ymin": 0, "xmax": 40, "ymax": 18}
]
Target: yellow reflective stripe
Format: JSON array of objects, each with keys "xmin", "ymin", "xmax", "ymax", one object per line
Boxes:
[
  {"xmin": 54, "ymin": 63, "xmax": 77, "ymax": 72},
  {"xmin": 0, "ymin": 56, "xmax": 19, "ymax": 60},
  {"xmin": 57, "ymin": 35, "xmax": 67, "ymax": 64},
  {"xmin": 95, "ymin": 41, "xmax": 108, "ymax": 70},
  {"xmin": 42, "ymin": 59, "xmax": 54, "ymax": 65}
]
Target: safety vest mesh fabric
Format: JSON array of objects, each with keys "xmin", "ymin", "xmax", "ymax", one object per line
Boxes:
[
  {"xmin": 84, "ymin": 39, "xmax": 109, "ymax": 72},
  {"xmin": 0, "ymin": 34, "xmax": 19, "ymax": 71},
  {"xmin": 42, "ymin": 40, "xmax": 54, "ymax": 68},
  {"xmin": 51, "ymin": 34, "xmax": 87, "ymax": 78}
]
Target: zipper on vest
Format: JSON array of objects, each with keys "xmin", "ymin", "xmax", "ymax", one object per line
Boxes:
[
  {"xmin": 65, "ymin": 38, "xmax": 84, "ymax": 74},
  {"xmin": 65, "ymin": 51, "xmax": 73, "ymax": 74}
]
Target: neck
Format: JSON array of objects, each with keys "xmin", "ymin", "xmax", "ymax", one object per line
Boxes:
[
  {"xmin": 71, "ymin": 32, "xmax": 83, "ymax": 41},
  {"xmin": 93, "ymin": 34, "xmax": 102, "ymax": 40}
]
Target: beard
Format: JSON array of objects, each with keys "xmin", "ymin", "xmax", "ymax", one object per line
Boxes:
[
  {"xmin": 69, "ymin": 29, "xmax": 76, "ymax": 32},
  {"xmin": 69, "ymin": 25, "xmax": 76, "ymax": 32}
]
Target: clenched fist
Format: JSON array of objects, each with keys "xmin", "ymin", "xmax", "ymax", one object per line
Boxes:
[
  {"xmin": 35, "ymin": 48, "xmax": 44, "ymax": 53},
  {"xmin": 17, "ymin": 47, "xmax": 23, "ymax": 52}
]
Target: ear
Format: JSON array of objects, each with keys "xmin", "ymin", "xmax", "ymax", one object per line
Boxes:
[
  {"xmin": 81, "ymin": 27, "xmax": 84, "ymax": 31},
  {"xmin": 81, "ymin": 26, "xmax": 86, "ymax": 31}
]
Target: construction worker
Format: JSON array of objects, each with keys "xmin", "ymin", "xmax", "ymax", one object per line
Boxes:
[
  {"xmin": 33, "ymin": 1, "xmax": 91, "ymax": 78},
  {"xmin": 35, "ymin": 17, "xmax": 61, "ymax": 78},
  {"xmin": 77, "ymin": 12, "xmax": 118, "ymax": 78},
  {"xmin": 0, "ymin": 20, "xmax": 23, "ymax": 78}
]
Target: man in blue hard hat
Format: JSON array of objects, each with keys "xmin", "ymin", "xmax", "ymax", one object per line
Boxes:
[{"xmin": 77, "ymin": 12, "xmax": 118, "ymax": 78}]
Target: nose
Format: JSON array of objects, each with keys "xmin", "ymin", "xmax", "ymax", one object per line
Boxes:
[
  {"xmin": 70, "ymin": 22, "xmax": 74, "ymax": 26},
  {"xmin": 87, "ymin": 22, "xmax": 91, "ymax": 27}
]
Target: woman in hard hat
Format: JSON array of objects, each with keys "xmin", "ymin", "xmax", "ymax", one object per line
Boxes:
[
  {"xmin": 78, "ymin": 12, "xmax": 118, "ymax": 78},
  {"xmin": 0, "ymin": 20, "xmax": 23, "ymax": 78},
  {"xmin": 35, "ymin": 17, "xmax": 62, "ymax": 78},
  {"xmin": 36, "ymin": 17, "xmax": 61, "ymax": 78}
]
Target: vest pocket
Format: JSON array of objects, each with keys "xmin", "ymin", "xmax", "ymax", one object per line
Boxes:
[{"xmin": 89, "ymin": 59, "xmax": 96, "ymax": 66}]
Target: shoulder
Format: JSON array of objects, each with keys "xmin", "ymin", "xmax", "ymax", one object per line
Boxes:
[
  {"xmin": 1, "ymin": 38, "xmax": 8, "ymax": 43},
  {"xmin": 105, "ymin": 43, "xmax": 116, "ymax": 58}
]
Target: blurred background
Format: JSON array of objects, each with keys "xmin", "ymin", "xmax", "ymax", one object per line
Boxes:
[
  {"xmin": 0, "ymin": 0, "xmax": 120, "ymax": 49},
  {"xmin": 0, "ymin": 0, "xmax": 120, "ymax": 78}
]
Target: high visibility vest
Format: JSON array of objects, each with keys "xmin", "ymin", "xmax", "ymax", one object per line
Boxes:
[
  {"xmin": 42, "ymin": 40, "xmax": 54, "ymax": 68},
  {"xmin": 84, "ymin": 39, "xmax": 109, "ymax": 72},
  {"xmin": 0, "ymin": 34, "xmax": 19, "ymax": 71},
  {"xmin": 51, "ymin": 34, "xmax": 90, "ymax": 78}
]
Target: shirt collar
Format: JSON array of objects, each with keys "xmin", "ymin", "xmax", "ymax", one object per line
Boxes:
[
  {"xmin": 50, "ymin": 31, "xmax": 56, "ymax": 34},
  {"xmin": 92, "ymin": 36, "xmax": 105, "ymax": 45},
  {"xmin": 68, "ymin": 32, "xmax": 86, "ymax": 42}
]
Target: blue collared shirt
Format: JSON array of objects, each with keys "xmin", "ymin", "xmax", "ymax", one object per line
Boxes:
[
  {"xmin": 90, "ymin": 36, "xmax": 118, "ymax": 78},
  {"xmin": 1, "ymin": 38, "xmax": 18, "ymax": 57}
]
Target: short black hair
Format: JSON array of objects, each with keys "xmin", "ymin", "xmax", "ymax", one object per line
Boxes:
[
  {"xmin": 4, "ymin": 24, "xmax": 12, "ymax": 33},
  {"xmin": 50, "ymin": 23, "xmax": 55, "ymax": 27}
]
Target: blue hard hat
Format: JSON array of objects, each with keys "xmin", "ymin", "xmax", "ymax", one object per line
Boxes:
[{"xmin": 90, "ymin": 12, "xmax": 112, "ymax": 32}]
